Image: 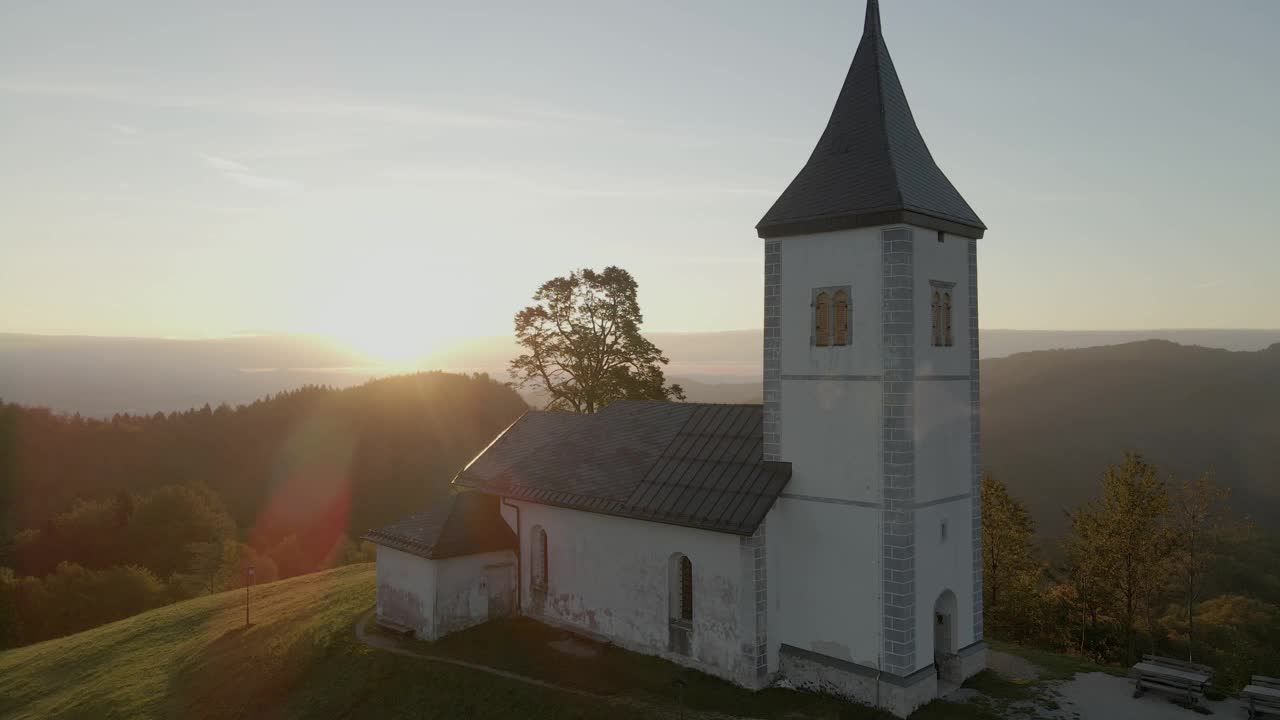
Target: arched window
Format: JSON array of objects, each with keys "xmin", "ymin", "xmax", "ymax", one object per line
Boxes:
[
  {"xmin": 531, "ymin": 526, "xmax": 548, "ymax": 592},
  {"xmin": 680, "ymin": 556, "xmax": 693, "ymax": 622},
  {"xmin": 814, "ymin": 292, "xmax": 830, "ymax": 346},
  {"xmin": 833, "ymin": 290, "xmax": 849, "ymax": 346},
  {"xmin": 668, "ymin": 553, "xmax": 693, "ymax": 623},
  {"xmin": 931, "ymin": 290, "xmax": 942, "ymax": 347},
  {"xmin": 943, "ymin": 292, "xmax": 954, "ymax": 347}
]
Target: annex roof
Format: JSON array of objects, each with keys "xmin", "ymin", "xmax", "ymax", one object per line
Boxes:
[
  {"xmin": 453, "ymin": 400, "xmax": 791, "ymax": 536},
  {"xmin": 362, "ymin": 490, "xmax": 517, "ymax": 560},
  {"xmin": 756, "ymin": 0, "xmax": 985, "ymax": 240}
]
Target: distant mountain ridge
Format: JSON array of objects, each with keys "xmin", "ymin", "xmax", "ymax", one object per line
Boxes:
[
  {"xmin": 3, "ymin": 329, "xmax": 1277, "ymax": 417},
  {"xmin": 983, "ymin": 339, "xmax": 1280, "ymax": 536}
]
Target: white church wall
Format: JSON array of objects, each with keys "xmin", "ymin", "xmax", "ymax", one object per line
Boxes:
[
  {"xmin": 433, "ymin": 549, "xmax": 517, "ymax": 637},
  {"xmin": 908, "ymin": 225, "xmax": 978, "ymax": 670},
  {"xmin": 510, "ymin": 500, "xmax": 757, "ymax": 686},
  {"xmin": 776, "ymin": 227, "xmax": 884, "ymax": 503},
  {"xmin": 778, "ymin": 227, "xmax": 883, "ymax": 377},
  {"xmin": 779, "ymin": 379, "xmax": 881, "ymax": 502},
  {"xmin": 912, "ymin": 501, "xmax": 976, "ymax": 664},
  {"xmin": 766, "ymin": 497, "xmax": 881, "ymax": 670},
  {"xmin": 913, "ymin": 378, "xmax": 971, "ymax": 504},
  {"xmin": 374, "ymin": 545, "xmax": 438, "ymax": 640}
]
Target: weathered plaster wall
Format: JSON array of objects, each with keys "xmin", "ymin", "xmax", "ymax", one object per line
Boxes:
[
  {"xmin": 775, "ymin": 227, "xmax": 883, "ymax": 504},
  {"xmin": 434, "ymin": 550, "xmax": 517, "ymax": 636},
  {"xmin": 910, "ymin": 229, "xmax": 977, "ymax": 669},
  {"xmin": 767, "ymin": 498, "xmax": 881, "ymax": 669},
  {"xmin": 509, "ymin": 500, "xmax": 758, "ymax": 686},
  {"xmin": 375, "ymin": 545, "xmax": 437, "ymax": 639},
  {"xmin": 768, "ymin": 225, "xmax": 889, "ymax": 680},
  {"xmin": 914, "ymin": 379, "xmax": 970, "ymax": 504}
]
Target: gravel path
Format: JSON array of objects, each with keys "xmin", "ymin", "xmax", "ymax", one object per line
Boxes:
[
  {"xmin": 1054, "ymin": 672, "xmax": 1244, "ymax": 720},
  {"xmin": 979, "ymin": 650, "xmax": 1248, "ymax": 720}
]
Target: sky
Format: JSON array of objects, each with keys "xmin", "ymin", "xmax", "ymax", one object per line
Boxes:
[{"xmin": 2, "ymin": 0, "xmax": 1278, "ymax": 360}]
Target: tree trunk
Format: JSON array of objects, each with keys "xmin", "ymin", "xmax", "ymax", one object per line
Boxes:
[{"xmin": 1187, "ymin": 569, "xmax": 1195, "ymax": 662}]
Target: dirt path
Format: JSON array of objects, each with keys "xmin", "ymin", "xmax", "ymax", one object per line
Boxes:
[
  {"xmin": 976, "ymin": 650, "xmax": 1249, "ymax": 720},
  {"xmin": 985, "ymin": 649, "xmax": 1041, "ymax": 682},
  {"xmin": 353, "ymin": 609, "xmax": 756, "ymax": 720}
]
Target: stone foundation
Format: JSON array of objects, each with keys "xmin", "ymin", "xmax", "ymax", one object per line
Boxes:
[
  {"xmin": 778, "ymin": 645, "xmax": 941, "ymax": 718},
  {"xmin": 957, "ymin": 641, "xmax": 988, "ymax": 681}
]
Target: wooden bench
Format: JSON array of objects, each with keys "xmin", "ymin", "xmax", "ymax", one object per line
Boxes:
[
  {"xmin": 375, "ymin": 615, "xmax": 415, "ymax": 636},
  {"xmin": 1128, "ymin": 654, "xmax": 1212, "ymax": 705},
  {"xmin": 1243, "ymin": 675, "xmax": 1280, "ymax": 719}
]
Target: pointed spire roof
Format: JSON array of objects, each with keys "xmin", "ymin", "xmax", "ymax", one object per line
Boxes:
[{"xmin": 757, "ymin": 0, "xmax": 985, "ymax": 239}]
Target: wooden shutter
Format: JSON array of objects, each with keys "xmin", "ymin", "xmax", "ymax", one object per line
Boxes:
[
  {"xmin": 814, "ymin": 292, "xmax": 830, "ymax": 346},
  {"xmin": 834, "ymin": 290, "xmax": 849, "ymax": 346}
]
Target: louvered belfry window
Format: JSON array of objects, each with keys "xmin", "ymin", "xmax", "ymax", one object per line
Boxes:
[
  {"xmin": 833, "ymin": 290, "xmax": 849, "ymax": 346},
  {"xmin": 679, "ymin": 556, "xmax": 693, "ymax": 622},
  {"xmin": 931, "ymin": 290, "xmax": 942, "ymax": 347},
  {"xmin": 930, "ymin": 282, "xmax": 956, "ymax": 348},
  {"xmin": 943, "ymin": 291, "xmax": 954, "ymax": 347},
  {"xmin": 814, "ymin": 292, "xmax": 831, "ymax": 346}
]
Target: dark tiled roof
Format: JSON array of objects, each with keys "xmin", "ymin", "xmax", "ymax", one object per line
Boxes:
[
  {"xmin": 756, "ymin": 0, "xmax": 985, "ymax": 240},
  {"xmin": 363, "ymin": 491, "xmax": 516, "ymax": 560},
  {"xmin": 453, "ymin": 401, "xmax": 791, "ymax": 535}
]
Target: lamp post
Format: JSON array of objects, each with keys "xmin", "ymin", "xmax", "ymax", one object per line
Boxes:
[
  {"xmin": 673, "ymin": 670, "xmax": 688, "ymax": 720},
  {"xmin": 245, "ymin": 564, "xmax": 255, "ymax": 626}
]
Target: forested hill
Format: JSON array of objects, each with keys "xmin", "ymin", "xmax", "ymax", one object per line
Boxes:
[
  {"xmin": 6, "ymin": 341, "xmax": 1278, "ymax": 550},
  {"xmin": 983, "ymin": 340, "xmax": 1280, "ymax": 537},
  {"xmin": 0, "ymin": 372, "xmax": 528, "ymax": 546}
]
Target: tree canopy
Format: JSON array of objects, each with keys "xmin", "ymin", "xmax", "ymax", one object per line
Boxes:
[{"xmin": 510, "ymin": 267, "xmax": 684, "ymax": 413}]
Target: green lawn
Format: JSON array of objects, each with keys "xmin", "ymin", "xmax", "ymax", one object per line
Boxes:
[
  {"xmin": 986, "ymin": 639, "xmax": 1126, "ymax": 681},
  {"xmin": 0, "ymin": 564, "xmax": 997, "ymax": 720},
  {"xmin": 381, "ymin": 615, "xmax": 997, "ymax": 720},
  {"xmin": 0, "ymin": 565, "xmax": 652, "ymax": 720}
]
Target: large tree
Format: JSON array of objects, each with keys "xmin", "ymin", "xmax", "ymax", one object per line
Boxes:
[
  {"xmin": 1170, "ymin": 472, "xmax": 1241, "ymax": 662},
  {"xmin": 1067, "ymin": 453, "xmax": 1171, "ymax": 663},
  {"xmin": 981, "ymin": 474, "xmax": 1042, "ymax": 638},
  {"xmin": 510, "ymin": 267, "xmax": 684, "ymax": 412}
]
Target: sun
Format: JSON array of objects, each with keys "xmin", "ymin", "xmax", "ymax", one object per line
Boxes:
[
  {"xmin": 304, "ymin": 251, "xmax": 494, "ymax": 368},
  {"xmin": 335, "ymin": 321, "xmax": 435, "ymax": 367},
  {"xmin": 316, "ymin": 289, "xmax": 451, "ymax": 368}
]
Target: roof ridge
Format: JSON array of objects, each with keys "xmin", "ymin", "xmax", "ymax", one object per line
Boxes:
[{"xmin": 871, "ymin": 25, "xmax": 904, "ymax": 210}]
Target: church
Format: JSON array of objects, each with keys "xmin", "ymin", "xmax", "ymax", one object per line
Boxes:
[{"xmin": 365, "ymin": 1, "xmax": 987, "ymax": 715}]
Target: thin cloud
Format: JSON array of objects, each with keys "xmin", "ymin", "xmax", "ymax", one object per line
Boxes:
[
  {"xmin": 647, "ymin": 255, "xmax": 762, "ymax": 264},
  {"xmin": 537, "ymin": 185, "xmax": 776, "ymax": 198},
  {"xmin": 0, "ymin": 77, "xmax": 546, "ymax": 130},
  {"xmin": 383, "ymin": 167, "xmax": 775, "ymax": 198},
  {"xmin": 199, "ymin": 153, "xmax": 304, "ymax": 194}
]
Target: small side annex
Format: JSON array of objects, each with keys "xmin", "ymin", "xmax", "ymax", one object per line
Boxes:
[
  {"xmin": 363, "ymin": 401, "xmax": 791, "ymax": 688},
  {"xmin": 363, "ymin": 491, "xmax": 518, "ymax": 640}
]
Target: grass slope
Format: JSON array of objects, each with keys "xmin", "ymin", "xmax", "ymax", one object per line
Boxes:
[
  {"xmin": 0, "ymin": 564, "xmax": 996, "ymax": 720},
  {"xmin": 0, "ymin": 565, "xmax": 652, "ymax": 720}
]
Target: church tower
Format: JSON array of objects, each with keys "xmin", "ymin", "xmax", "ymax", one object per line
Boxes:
[{"xmin": 758, "ymin": 1, "xmax": 986, "ymax": 714}]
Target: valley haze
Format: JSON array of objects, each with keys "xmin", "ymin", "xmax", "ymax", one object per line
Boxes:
[{"xmin": 3, "ymin": 328, "xmax": 1278, "ymax": 417}]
